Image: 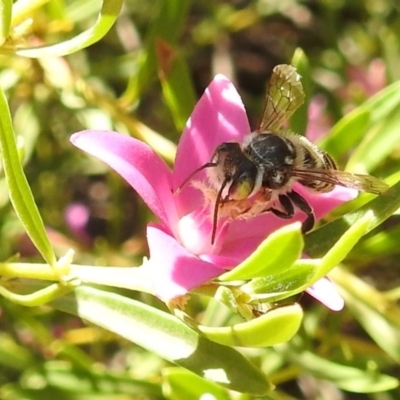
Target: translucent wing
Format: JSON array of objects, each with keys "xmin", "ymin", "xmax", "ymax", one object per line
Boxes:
[
  {"xmin": 259, "ymin": 64, "xmax": 305, "ymax": 132},
  {"xmin": 292, "ymin": 168, "xmax": 390, "ymax": 195}
]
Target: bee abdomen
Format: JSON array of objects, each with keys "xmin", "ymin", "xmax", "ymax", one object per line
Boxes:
[
  {"xmin": 301, "ymin": 179, "xmax": 334, "ymax": 192},
  {"xmin": 298, "ymin": 146, "xmax": 337, "ymax": 193},
  {"xmin": 322, "ymin": 151, "xmax": 338, "ymax": 170}
]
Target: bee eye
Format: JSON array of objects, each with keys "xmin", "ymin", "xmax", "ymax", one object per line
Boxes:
[{"xmin": 228, "ymin": 173, "xmax": 255, "ymax": 200}]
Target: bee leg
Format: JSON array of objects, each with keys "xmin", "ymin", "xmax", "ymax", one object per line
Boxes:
[
  {"xmin": 269, "ymin": 194, "xmax": 294, "ymax": 219},
  {"xmin": 287, "ymin": 190, "xmax": 315, "ymax": 233}
]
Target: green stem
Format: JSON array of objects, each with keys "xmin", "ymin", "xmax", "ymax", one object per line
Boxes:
[
  {"xmin": 0, "ymin": 280, "xmax": 79, "ymax": 306},
  {"xmin": 11, "ymin": 0, "xmax": 50, "ymax": 27},
  {"xmin": 0, "ymin": 261, "xmax": 155, "ymax": 295}
]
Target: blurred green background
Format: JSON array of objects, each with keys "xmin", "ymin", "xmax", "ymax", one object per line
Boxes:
[{"xmin": 1, "ymin": 0, "xmax": 400, "ymax": 399}]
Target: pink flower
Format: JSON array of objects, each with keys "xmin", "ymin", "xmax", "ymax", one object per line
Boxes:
[
  {"xmin": 338, "ymin": 59, "xmax": 386, "ymax": 111},
  {"xmin": 306, "ymin": 94, "xmax": 332, "ymax": 142},
  {"xmin": 71, "ymin": 75, "xmax": 356, "ymax": 310}
]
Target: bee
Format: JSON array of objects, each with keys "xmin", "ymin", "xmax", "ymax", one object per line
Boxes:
[{"xmin": 176, "ymin": 65, "xmax": 390, "ymax": 244}]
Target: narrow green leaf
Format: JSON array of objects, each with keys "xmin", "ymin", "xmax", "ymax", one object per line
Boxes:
[
  {"xmin": 13, "ymin": 102, "xmax": 40, "ymax": 166},
  {"xmin": 214, "ymin": 286, "xmax": 242, "ymax": 314},
  {"xmin": 219, "ymin": 222, "xmax": 303, "ymax": 281},
  {"xmin": 51, "ymin": 285, "xmax": 273, "ymax": 395},
  {"xmin": 0, "ymin": 0, "xmax": 12, "ymax": 45},
  {"xmin": 304, "ymin": 178, "xmax": 400, "ymax": 258},
  {"xmin": 261, "ymin": 211, "xmax": 382, "ymax": 300},
  {"xmin": 0, "ymin": 332, "xmax": 33, "ymax": 370},
  {"xmin": 13, "ymin": 0, "xmax": 123, "ymax": 57},
  {"xmin": 279, "ymin": 344, "xmax": 399, "ymax": 393},
  {"xmin": 122, "ymin": 0, "xmax": 191, "ymax": 103},
  {"xmin": 39, "ymin": 362, "xmax": 163, "ymax": 397},
  {"xmin": 322, "ymin": 106, "xmax": 371, "ymax": 159},
  {"xmin": 331, "ymin": 267, "xmax": 400, "ymax": 359},
  {"xmin": 242, "ymin": 262, "xmax": 316, "ymax": 298},
  {"xmin": 163, "ymin": 368, "xmax": 231, "ymax": 400},
  {"xmin": 340, "ymin": 285, "xmax": 400, "ymax": 364},
  {"xmin": 322, "ymin": 79, "xmax": 400, "ymax": 164},
  {"xmin": 156, "ymin": 39, "xmax": 197, "ymax": 131},
  {"xmin": 198, "ymin": 304, "xmax": 303, "ymax": 347},
  {"xmin": 11, "ymin": 0, "xmax": 50, "ymax": 28},
  {"xmin": 0, "ymin": 85, "xmax": 56, "ymax": 266},
  {"xmin": 346, "ymin": 107, "xmax": 400, "ymax": 171},
  {"xmin": 302, "ymin": 210, "xmax": 373, "ymax": 283}
]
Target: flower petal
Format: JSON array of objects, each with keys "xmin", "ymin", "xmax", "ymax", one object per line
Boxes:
[
  {"xmin": 306, "ymin": 277, "xmax": 344, "ymax": 311},
  {"xmin": 173, "ymin": 75, "xmax": 251, "ymax": 215},
  {"xmin": 71, "ymin": 130, "xmax": 179, "ymax": 233},
  {"xmin": 294, "ymin": 184, "xmax": 358, "ymax": 220},
  {"xmin": 146, "ymin": 224, "xmax": 224, "ymax": 300}
]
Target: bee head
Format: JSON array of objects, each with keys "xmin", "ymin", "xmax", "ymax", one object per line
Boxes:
[
  {"xmin": 209, "ymin": 142, "xmax": 260, "ymax": 200},
  {"xmin": 174, "ymin": 142, "xmax": 261, "ymax": 244}
]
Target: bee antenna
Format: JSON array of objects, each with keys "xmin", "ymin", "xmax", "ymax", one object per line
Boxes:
[
  {"xmin": 211, "ymin": 176, "xmax": 229, "ymax": 245},
  {"xmin": 174, "ymin": 162, "xmax": 217, "ymax": 195}
]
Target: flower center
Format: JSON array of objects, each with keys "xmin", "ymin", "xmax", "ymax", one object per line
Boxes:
[{"xmin": 177, "ymin": 205, "xmax": 215, "ymax": 255}]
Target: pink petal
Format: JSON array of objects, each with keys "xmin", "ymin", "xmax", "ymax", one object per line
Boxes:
[
  {"xmin": 173, "ymin": 75, "xmax": 251, "ymax": 215},
  {"xmin": 177, "ymin": 205, "xmax": 215, "ymax": 256},
  {"xmin": 306, "ymin": 277, "xmax": 344, "ymax": 311},
  {"xmin": 71, "ymin": 130, "xmax": 179, "ymax": 234},
  {"xmin": 146, "ymin": 224, "xmax": 224, "ymax": 300},
  {"xmin": 294, "ymin": 184, "xmax": 358, "ymax": 220}
]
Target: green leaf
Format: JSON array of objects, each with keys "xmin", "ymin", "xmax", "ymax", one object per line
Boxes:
[
  {"xmin": 322, "ymin": 79, "xmax": 400, "ymax": 166},
  {"xmin": 279, "ymin": 344, "xmax": 399, "ymax": 393},
  {"xmin": 219, "ymin": 222, "xmax": 303, "ymax": 281},
  {"xmin": 197, "ymin": 304, "xmax": 303, "ymax": 347},
  {"xmin": 51, "ymin": 285, "xmax": 273, "ymax": 395},
  {"xmin": 347, "ymin": 106, "xmax": 400, "ymax": 172},
  {"xmin": 0, "ymin": 85, "xmax": 56, "ymax": 266},
  {"xmin": 341, "ymin": 284, "xmax": 400, "ymax": 364},
  {"xmin": 242, "ymin": 262, "xmax": 316, "ymax": 299},
  {"xmin": 0, "ymin": 332, "xmax": 34, "ymax": 370},
  {"xmin": 331, "ymin": 267, "xmax": 400, "ymax": 363},
  {"xmin": 13, "ymin": 0, "xmax": 123, "ymax": 57},
  {"xmin": 300, "ymin": 210, "xmax": 373, "ymax": 283},
  {"xmin": 122, "ymin": 0, "xmax": 191, "ymax": 104},
  {"xmin": 290, "ymin": 48, "xmax": 311, "ymax": 135},
  {"xmin": 322, "ymin": 106, "xmax": 371, "ymax": 159},
  {"xmin": 156, "ymin": 39, "xmax": 197, "ymax": 131},
  {"xmin": 0, "ymin": 0, "xmax": 12, "ymax": 45},
  {"xmin": 163, "ymin": 368, "xmax": 231, "ymax": 400},
  {"xmin": 243, "ymin": 207, "xmax": 369, "ymax": 299},
  {"xmin": 11, "ymin": 0, "xmax": 51, "ymax": 28},
  {"xmin": 243, "ymin": 211, "xmax": 374, "ymax": 301},
  {"xmin": 304, "ymin": 178, "xmax": 400, "ymax": 258},
  {"xmin": 38, "ymin": 362, "xmax": 163, "ymax": 397},
  {"xmin": 214, "ymin": 286, "xmax": 247, "ymax": 317},
  {"xmin": 13, "ymin": 102, "xmax": 40, "ymax": 166}
]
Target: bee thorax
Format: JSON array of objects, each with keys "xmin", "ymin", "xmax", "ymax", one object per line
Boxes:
[
  {"xmin": 244, "ymin": 133, "xmax": 295, "ymax": 190},
  {"xmin": 262, "ymin": 167, "xmax": 292, "ymax": 189}
]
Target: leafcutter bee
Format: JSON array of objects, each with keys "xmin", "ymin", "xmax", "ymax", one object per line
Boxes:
[{"xmin": 176, "ymin": 64, "xmax": 390, "ymax": 244}]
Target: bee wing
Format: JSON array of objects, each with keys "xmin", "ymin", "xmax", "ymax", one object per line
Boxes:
[
  {"xmin": 259, "ymin": 64, "xmax": 305, "ymax": 132},
  {"xmin": 292, "ymin": 168, "xmax": 390, "ymax": 195}
]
